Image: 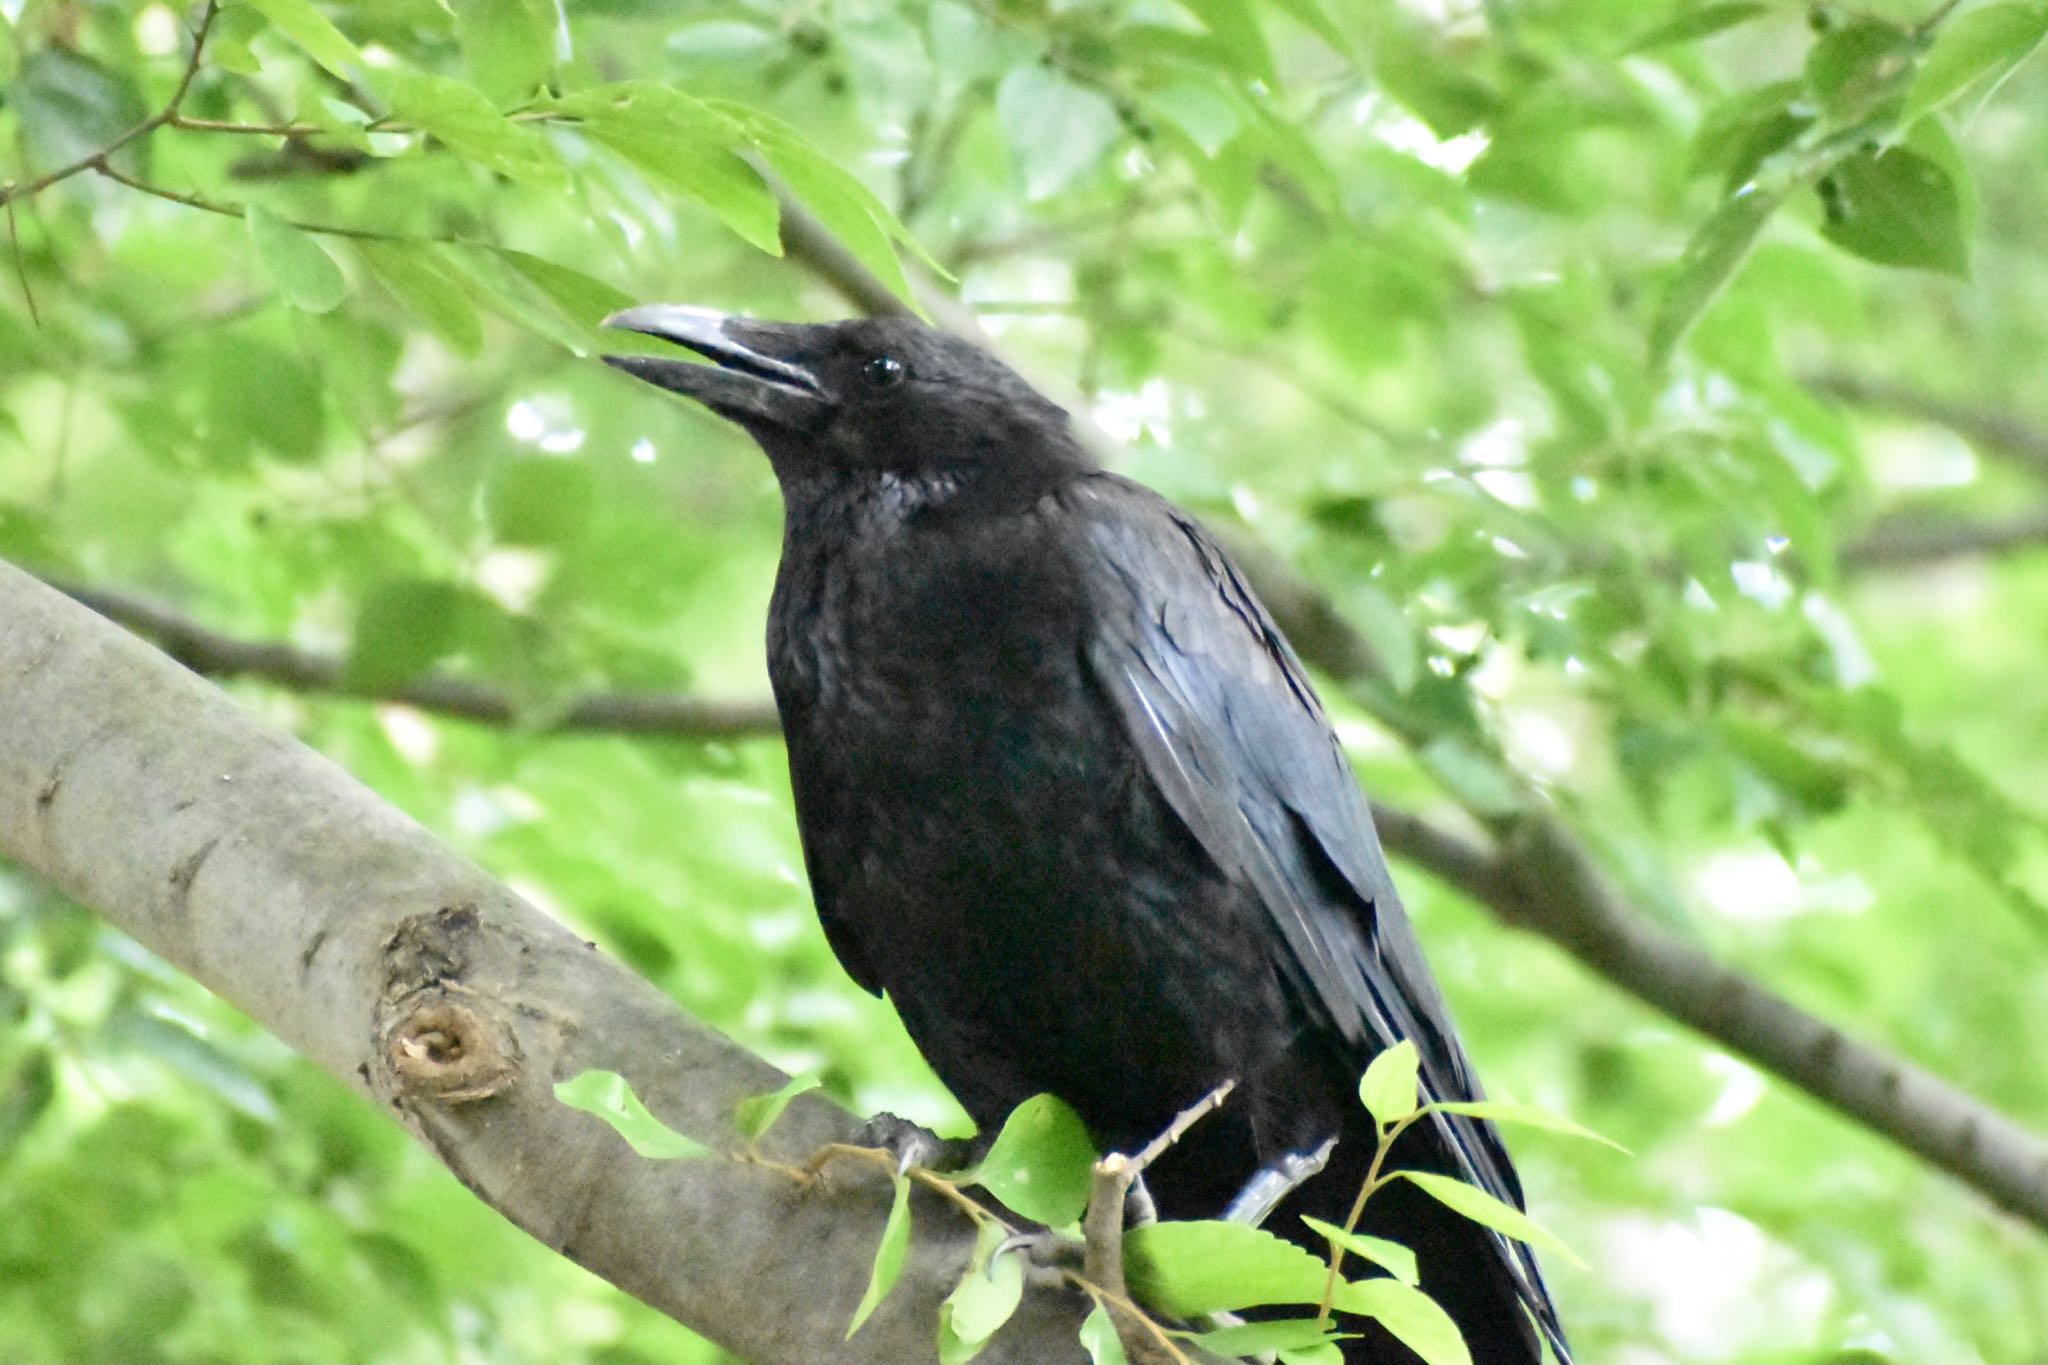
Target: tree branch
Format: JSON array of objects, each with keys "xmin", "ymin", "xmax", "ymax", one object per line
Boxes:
[
  {"xmin": 0, "ymin": 1, "xmax": 221, "ymax": 210},
  {"xmin": 1841, "ymin": 505, "xmax": 2048, "ymax": 571},
  {"xmin": 0, "ymin": 561, "xmax": 1096, "ymax": 1363},
  {"xmin": 51, "ymin": 579, "xmax": 781, "ymax": 739},
  {"xmin": 1368, "ymin": 806, "xmax": 2048, "ymax": 1229},
  {"xmin": 1810, "ymin": 370, "xmax": 2048, "ymax": 483}
]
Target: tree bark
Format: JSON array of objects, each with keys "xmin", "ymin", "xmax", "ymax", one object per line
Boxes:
[{"xmin": 0, "ymin": 560, "xmax": 1092, "ymax": 1364}]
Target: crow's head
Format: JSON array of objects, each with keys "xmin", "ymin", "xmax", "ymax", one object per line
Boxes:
[{"xmin": 603, "ymin": 307, "xmax": 1090, "ymax": 501}]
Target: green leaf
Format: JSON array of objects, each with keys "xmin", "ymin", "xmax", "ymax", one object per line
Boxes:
[
  {"xmin": 383, "ymin": 71, "xmax": 566, "ymax": 188},
  {"xmin": 1625, "ymin": 2, "xmax": 1768, "ymax": 52},
  {"xmin": 354, "ymin": 240, "xmax": 484, "ymax": 356},
  {"xmin": 1649, "ymin": 182, "xmax": 1784, "ymax": 366},
  {"xmin": 556, "ymin": 84, "xmax": 783, "ymax": 254},
  {"xmin": 1262, "ymin": 0, "xmax": 1351, "ymax": 55},
  {"xmin": 1424, "ymin": 1101, "xmax": 1629, "ymax": 1151},
  {"xmin": 1394, "ymin": 1171, "xmax": 1585, "ymax": 1267},
  {"xmin": 967, "ymin": 1093, "xmax": 1096, "ymax": 1227},
  {"xmin": 1901, "ymin": 2, "xmax": 2048, "ymax": 125},
  {"xmin": 1191, "ymin": 1318, "xmax": 1351, "ymax": 1355},
  {"xmin": 457, "ymin": 0, "xmax": 555, "ymax": 105},
  {"xmin": 1147, "ymin": 79, "xmax": 1243, "ymax": 158},
  {"xmin": 1300, "ymin": 1216, "xmax": 1419, "ymax": 1285},
  {"xmin": 1358, "ymin": 1040, "xmax": 1421, "ymax": 1128},
  {"xmin": 996, "ymin": 65, "xmax": 1123, "ymax": 201},
  {"xmin": 937, "ymin": 1222, "xmax": 1025, "ymax": 1362},
  {"xmin": 712, "ymin": 100, "xmax": 943, "ymax": 295},
  {"xmin": 1819, "ymin": 145, "xmax": 1969, "ymax": 276},
  {"xmin": 733, "ymin": 1072, "xmax": 821, "ymax": 1144},
  {"xmin": 552, "ymin": 1070, "xmax": 712, "ymax": 1160},
  {"xmin": 1125, "ymin": 1220, "xmax": 1330, "ymax": 1316},
  {"xmin": 239, "ymin": 0, "xmax": 362, "ymax": 79},
  {"xmin": 246, "ymin": 206, "xmax": 347, "ymax": 313},
  {"xmin": 1078, "ymin": 1303, "xmax": 1129, "ymax": 1365},
  {"xmin": 13, "ymin": 50, "xmax": 149, "ymax": 177},
  {"xmin": 847, "ymin": 1172, "xmax": 913, "ymax": 1337},
  {"xmin": 1805, "ymin": 18, "xmax": 1915, "ymax": 118},
  {"xmin": 496, "ymin": 250, "xmax": 633, "ymax": 329},
  {"xmin": 344, "ymin": 578, "xmax": 469, "ymax": 689},
  {"xmin": 1335, "ymin": 1280, "xmax": 1470, "ymax": 1365}
]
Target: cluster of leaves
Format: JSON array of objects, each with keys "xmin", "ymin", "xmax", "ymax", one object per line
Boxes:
[
  {"xmin": 6, "ymin": 0, "xmax": 2048, "ymax": 1360},
  {"xmin": 556, "ymin": 1047, "xmax": 1614, "ymax": 1365}
]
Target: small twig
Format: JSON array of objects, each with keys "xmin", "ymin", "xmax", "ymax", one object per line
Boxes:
[
  {"xmin": 0, "ymin": 0, "xmax": 221, "ymax": 210},
  {"xmin": 88, "ymin": 160, "xmax": 406, "ymax": 241},
  {"xmin": 1131, "ymin": 1079, "xmax": 1235, "ymax": 1172},
  {"xmin": 1314, "ymin": 1108, "xmax": 1425, "ymax": 1325}
]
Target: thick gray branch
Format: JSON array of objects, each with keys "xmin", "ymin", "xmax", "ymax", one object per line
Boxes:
[{"xmin": 0, "ymin": 562, "xmax": 1093, "ymax": 1364}]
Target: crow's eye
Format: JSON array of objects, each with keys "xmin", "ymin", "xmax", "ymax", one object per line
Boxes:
[{"xmin": 862, "ymin": 355, "xmax": 906, "ymax": 390}]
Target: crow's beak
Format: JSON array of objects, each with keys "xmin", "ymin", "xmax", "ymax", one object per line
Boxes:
[{"xmin": 602, "ymin": 305, "xmax": 831, "ymax": 431}]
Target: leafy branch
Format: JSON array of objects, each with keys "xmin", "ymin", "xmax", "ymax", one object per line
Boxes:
[{"xmin": 0, "ymin": 0, "xmax": 223, "ymax": 211}]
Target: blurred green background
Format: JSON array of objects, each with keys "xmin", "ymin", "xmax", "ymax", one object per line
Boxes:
[{"xmin": 4, "ymin": 0, "xmax": 2048, "ymax": 1360}]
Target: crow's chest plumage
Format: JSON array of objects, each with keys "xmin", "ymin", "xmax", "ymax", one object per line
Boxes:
[{"xmin": 765, "ymin": 489, "xmax": 1296, "ymax": 1147}]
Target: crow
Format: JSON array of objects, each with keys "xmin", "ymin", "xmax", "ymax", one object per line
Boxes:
[{"xmin": 603, "ymin": 306, "xmax": 1570, "ymax": 1365}]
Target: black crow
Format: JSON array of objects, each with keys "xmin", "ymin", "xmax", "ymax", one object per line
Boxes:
[{"xmin": 603, "ymin": 306, "xmax": 1570, "ymax": 1365}]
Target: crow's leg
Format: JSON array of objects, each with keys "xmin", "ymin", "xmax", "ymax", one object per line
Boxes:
[
  {"xmin": 1221, "ymin": 1137, "xmax": 1338, "ymax": 1226},
  {"xmin": 853, "ymin": 1111, "xmax": 978, "ymax": 1175}
]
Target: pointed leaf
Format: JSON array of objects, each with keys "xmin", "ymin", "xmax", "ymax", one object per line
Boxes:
[
  {"xmin": 967, "ymin": 1093, "xmax": 1096, "ymax": 1227},
  {"xmin": 1359, "ymin": 1040, "xmax": 1420, "ymax": 1128},
  {"xmin": 847, "ymin": 1172, "xmax": 914, "ymax": 1337},
  {"xmin": 1193, "ymin": 1318, "xmax": 1352, "ymax": 1356},
  {"xmin": 553, "ymin": 1070, "xmax": 712, "ymax": 1160},
  {"xmin": 1300, "ymin": 1216, "xmax": 1419, "ymax": 1285},
  {"xmin": 1078, "ymin": 1303, "xmax": 1129, "ymax": 1365},
  {"xmin": 241, "ymin": 0, "xmax": 362, "ymax": 78},
  {"xmin": 247, "ymin": 205, "xmax": 346, "ymax": 314},
  {"xmin": 1335, "ymin": 1280, "xmax": 1471, "ymax": 1365},
  {"xmin": 734, "ymin": 1071, "xmax": 822, "ymax": 1143},
  {"xmin": 937, "ymin": 1222, "xmax": 1025, "ymax": 1362},
  {"xmin": 1125, "ymin": 1220, "xmax": 1330, "ymax": 1316},
  {"xmin": 1425, "ymin": 1101, "xmax": 1629, "ymax": 1151},
  {"xmin": 354, "ymin": 240, "xmax": 483, "ymax": 355},
  {"xmin": 384, "ymin": 71, "xmax": 566, "ymax": 188},
  {"xmin": 1650, "ymin": 181, "xmax": 1785, "ymax": 366},
  {"xmin": 1902, "ymin": 1, "xmax": 2048, "ymax": 125},
  {"xmin": 1394, "ymin": 1171, "xmax": 1585, "ymax": 1267},
  {"xmin": 1820, "ymin": 145, "xmax": 1969, "ymax": 276}
]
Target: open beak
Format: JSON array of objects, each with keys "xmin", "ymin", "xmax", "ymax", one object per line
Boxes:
[{"xmin": 602, "ymin": 305, "xmax": 831, "ymax": 431}]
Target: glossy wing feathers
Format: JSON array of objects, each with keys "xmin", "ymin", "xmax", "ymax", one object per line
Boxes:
[{"xmin": 1063, "ymin": 472, "xmax": 1568, "ymax": 1359}]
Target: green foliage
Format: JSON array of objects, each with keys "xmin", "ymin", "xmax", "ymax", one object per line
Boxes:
[
  {"xmin": 552, "ymin": 1069, "xmax": 711, "ymax": 1160},
  {"xmin": 5, "ymin": 0, "xmax": 2048, "ymax": 1359},
  {"xmin": 961, "ymin": 1092, "xmax": 1097, "ymax": 1227},
  {"xmin": 847, "ymin": 1171, "xmax": 913, "ymax": 1338}
]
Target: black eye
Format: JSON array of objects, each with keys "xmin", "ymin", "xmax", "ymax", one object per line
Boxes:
[{"xmin": 862, "ymin": 355, "xmax": 906, "ymax": 390}]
